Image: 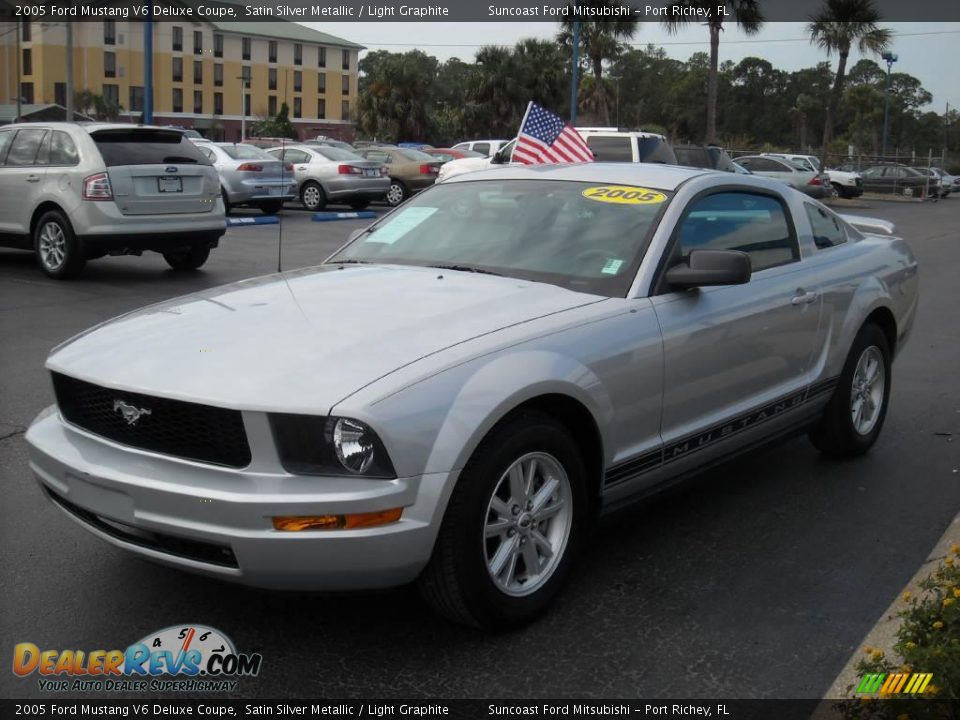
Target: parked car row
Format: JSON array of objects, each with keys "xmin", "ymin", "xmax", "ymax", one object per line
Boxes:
[{"xmin": 0, "ymin": 122, "xmax": 226, "ymax": 279}]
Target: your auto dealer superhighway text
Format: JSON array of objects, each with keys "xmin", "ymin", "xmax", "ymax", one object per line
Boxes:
[{"xmin": 488, "ymin": 706, "xmax": 727, "ymax": 716}]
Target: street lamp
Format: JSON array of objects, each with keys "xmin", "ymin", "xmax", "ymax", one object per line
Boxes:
[
  {"xmin": 881, "ymin": 51, "xmax": 898, "ymax": 158},
  {"xmin": 236, "ymin": 75, "xmax": 250, "ymax": 141}
]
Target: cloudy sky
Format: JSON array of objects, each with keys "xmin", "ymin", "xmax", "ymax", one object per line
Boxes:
[{"xmin": 307, "ymin": 21, "xmax": 960, "ymax": 114}]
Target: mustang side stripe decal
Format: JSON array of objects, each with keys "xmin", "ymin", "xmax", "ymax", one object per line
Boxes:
[{"xmin": 604, "ymin": 377, "xmax": 840, "ymax": 487}]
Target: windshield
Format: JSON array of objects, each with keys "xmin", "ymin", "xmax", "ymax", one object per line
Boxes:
[
  {"xmin": 397, "ymin": 148, "xmax": 437, "ymax": 162},
  {"xmin": 328, "ymin": 179, "xmax": 672, "ymax": 297},
  {"xmin": 219, "ymin": 143, "xmax": 273, "ymax": 160},
  {"xmin": 315, "ymin": 146, "xmax": 365, "ymax": 161}
]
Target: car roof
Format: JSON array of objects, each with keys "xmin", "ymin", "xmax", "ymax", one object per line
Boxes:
[
  {"xmin": 2, "ymin": 122, "xmax": 190, "ymax": 134},
  {"xmin": 444, "ymin": 162, "xmax": 711, "ymax": 190}
]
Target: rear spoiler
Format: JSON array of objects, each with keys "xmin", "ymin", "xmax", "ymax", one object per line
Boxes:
[{"xmin": 838, "ymin": 214, "xmax": 895, "ymax": 236}]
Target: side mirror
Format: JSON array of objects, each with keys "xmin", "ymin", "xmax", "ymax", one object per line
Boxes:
[
  {"xmin": 491, "ymin": 144, "xmax": 513, "ymax": 164},
  {"xmin": 664, "ymin": 249, "xmax": 752, "ymax": 289}
]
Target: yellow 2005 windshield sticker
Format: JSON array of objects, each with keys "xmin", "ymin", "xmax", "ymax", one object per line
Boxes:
[{"xmin": 582, "ymin": 186, "xmax": 667, "ymax": 205}]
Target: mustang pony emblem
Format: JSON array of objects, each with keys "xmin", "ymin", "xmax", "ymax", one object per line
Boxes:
[{"xmin": 113, "ymin": 400, "xmax": 152, "ymax": 426}]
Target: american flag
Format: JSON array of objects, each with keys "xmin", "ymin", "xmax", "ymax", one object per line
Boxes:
[{"xmin": 514, "ymin": 102, "xmax": 594, "ymax": 165}]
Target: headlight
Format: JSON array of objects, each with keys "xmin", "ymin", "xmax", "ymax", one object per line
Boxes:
[
  {"xmin": 332, "ymin": 418, "xmax": 375, "ymax": 473},
  {"xmin": 269, "ymin": 413, "xmax": 396, "ymax": 478}
]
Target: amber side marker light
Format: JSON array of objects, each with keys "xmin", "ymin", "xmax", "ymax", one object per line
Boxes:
[{"xmin": 273, "ymin": 508, "xmax": 403, "ymax": 532}]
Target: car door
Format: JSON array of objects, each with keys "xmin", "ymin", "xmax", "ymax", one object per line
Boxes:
[
  {"xmin": 280, "ymin": 148, "xmax": 312, "ymax": 186},
  {"xmin": 648, "ymin": 189, "xmax": 823, "ymax": 479},
  {"xmin": 0, "ymin": 127, "xmax": 49, "ymax": 239}
]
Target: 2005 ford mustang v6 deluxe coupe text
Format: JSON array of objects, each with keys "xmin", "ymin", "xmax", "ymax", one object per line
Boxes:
[{"xmin": 26, "ymin": 163, "xmax": 918, "ymax": 628}]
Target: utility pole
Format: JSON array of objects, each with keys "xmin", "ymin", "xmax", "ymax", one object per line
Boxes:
[
  {"xmin": 880, "ymin": 51, "xmax": 898, "ymax": 158},
  {"xmin": 15, "ymin": 19, "xmax": 21, "ymax": 122},
  {"xmin": 65, "ymin": 23, "xmax": 74, "ymax": 121},
  {"xmin": 945, "ymin": 102, "xmax": 950, "ymax": 166},
  {"xmin": 570, "ymin": 11, "xmax": 580, "ymax": 125},
  {"xmin": 144, "ymin": 14, "xmax": 153, "ymax": 123}
]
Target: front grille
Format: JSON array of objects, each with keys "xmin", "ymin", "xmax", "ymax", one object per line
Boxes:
[
  {"xmin": 46, "ymin": 488, "xmax": 238, "ymax": 568},
  {"xmin": 52, "ymin": 373, "xmax": 251, "ymax": 468}
]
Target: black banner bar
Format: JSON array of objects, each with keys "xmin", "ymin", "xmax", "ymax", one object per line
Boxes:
[
  {"xmin": 2, "ymin": 700, "xmax": 959, "ymax": 720},
  {"xmin": 1, "ymin": 0, "xmax": 959, "ymax": 22}
]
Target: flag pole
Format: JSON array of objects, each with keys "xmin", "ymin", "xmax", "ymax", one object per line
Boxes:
[{"xmin": 518, "ymin": 101, "xmax": 534, "ymax": 137}]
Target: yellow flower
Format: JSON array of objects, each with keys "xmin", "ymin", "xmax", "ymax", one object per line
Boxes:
[
  {"xmin": 953, "ymin": 587, "xmax": 960, "ymax": 598},
  {"xmin": 933, "ymin": 621, "xmax": 945, "ymax": 629},
  {"xmin": 945, "ymin": 597, "xmax": 956, "ymax": 608},
  {"xmin": 946, "ymin": 557, "xmax": 955, "ymax": 567},
  {"xmin": 903, "ymin": 591, "xmax": 912, "ymax": 601},
  {"xmin": 905, "ymin": 641, "xmax": 917, "ymax": 650},
  {"xmin": 863, "ymin": 645, "xmax": 875, "ymax": 655},
  {"xmin": 871, "ymin": 649, "xmax": 885, "ymax": 661},
  {"xmin": 952, "ymin": 543, "xmax": 960, "ymax": 555}
]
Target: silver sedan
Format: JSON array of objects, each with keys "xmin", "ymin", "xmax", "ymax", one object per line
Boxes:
[
  {"xmin": 26, "ymin": 164, "xmax": 918, "ymax": 629},
  {"xmin": 194, "ymin": 142, "xmax": 297, "ymax": 215},
  {"xmin": 265, "ymin": 144, "xmax": 389, "ymax": 211},
  {"xmin": 736, "ymin": 155, "xmax": 831, "ymax": 198}
]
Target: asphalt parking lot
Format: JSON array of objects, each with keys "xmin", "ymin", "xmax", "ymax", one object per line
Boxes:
[{"xmin": 1, "ymin": 198, "xmax": 958, "ymax": 700}]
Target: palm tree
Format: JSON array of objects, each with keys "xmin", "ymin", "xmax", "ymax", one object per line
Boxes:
[
  {"xmin": 558, "ymin": 4, "xmax": 639, "ymax": 126},
  {"xmin": 662, "ymin": 0, "xmax": 763, "ymax": 144},
  {"xmin": 808, "ymin": 0, "xmax": 891, "ymax": 162}
]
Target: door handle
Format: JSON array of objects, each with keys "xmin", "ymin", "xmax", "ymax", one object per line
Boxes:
[
  {"xmin": 791, "ymin": 290, "xmax": 818, "ymax": 306},
  {"xmin": 26, "ymin": 174, "xmax": 41, "ymax": 183}
]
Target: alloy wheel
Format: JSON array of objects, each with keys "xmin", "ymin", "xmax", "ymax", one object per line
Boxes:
[
  {"xmin": 38, "ymin": 222, "xmax": 66, "ymax": 271},
  {"xmin": 850, "ymin": 345, "xmax": 886, "ymax": 436},
  {"xmin": 483, "ymin": 451, "xmax": 572, "ymax": 597}
]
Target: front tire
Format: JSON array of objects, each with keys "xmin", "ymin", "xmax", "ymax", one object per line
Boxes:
[
  {"xmin": 163, "ymin": 246, "xmax": 210, "ymax": 271},
  {"xmin": 418, "ymin": 411, "xmax": 587, "ymax": 629},
  {"xmin": 809, "ymin": 323, "xmax": 891, "ymax": 458},
  {"xmin": 34, "ymin": 210, "xmax": 85, "ymax": 280}
]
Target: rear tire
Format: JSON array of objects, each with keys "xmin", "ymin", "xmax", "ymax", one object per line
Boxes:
[
  {"xmin": 385, "ymin": 181, "xmax": 407, "ymax": 207},
  {"xmin": 418, "ymin": 411, "xmax": 587, "ymax": 630},
  {"xmin": 220, "ymin": 188, "xmax": 232, "ymax": 214},
  {"xmin": 34, "ymin": 210, "xmax": 85, "ymax": 280},
  {"xmin": 300, "ymin": 182, "xmax": 326, "ymax": 211},
  {"xmin": 259, "ymin": 201, "xmax": 283, "ymax": 215},
  {"xmin": 163, "ymin": 246, "xmax": 210, "ymax": 271},
  {"xmin": 809, "ymin": 323, "xmax": 891, "ymax": 458}
]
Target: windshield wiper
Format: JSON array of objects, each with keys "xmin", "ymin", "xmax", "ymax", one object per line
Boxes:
[{"xmin": 429, "ymin": 264, "xmax": 503, "ymax": 276}]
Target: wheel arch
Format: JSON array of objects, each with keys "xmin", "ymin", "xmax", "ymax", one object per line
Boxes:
[
  {"xmin": 485, "ymin": 393, "xmax": 605, "ymax": 519},
  {"xmin": 863, "ymin": 306, "xmax": 897, "ymax": 357},
  {"xmin": 30, "ymin": 202, "xmax": 71, "ymax": 237}
]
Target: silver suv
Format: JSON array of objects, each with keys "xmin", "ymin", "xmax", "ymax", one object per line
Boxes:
[{"xmin": 0, "ymin": 123, "xmax": 225, "ymax": 279}]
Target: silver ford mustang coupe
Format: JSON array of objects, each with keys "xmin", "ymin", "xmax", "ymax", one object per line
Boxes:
[{"xmin": 26, "ymin": 164, "xmax": 919, "ymax": 629}]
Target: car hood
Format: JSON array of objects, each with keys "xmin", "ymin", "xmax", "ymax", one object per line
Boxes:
[{"xmin": 47, "ymin": 264, "xmax": 602, "ymax": 413}]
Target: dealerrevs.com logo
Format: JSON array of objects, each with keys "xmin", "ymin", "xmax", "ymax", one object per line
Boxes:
[{"xmin": 12, "ymin": 624, "xmax": 262, "ymax": 693}]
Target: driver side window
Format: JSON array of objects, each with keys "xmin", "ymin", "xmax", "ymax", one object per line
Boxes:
[{"xmin": 675, "ymin": 192, "xmax": 798, "ymax": 272}]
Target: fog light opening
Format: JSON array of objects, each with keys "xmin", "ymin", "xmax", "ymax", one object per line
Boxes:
[{"xmin": 272, "ymin": 508, "xmax": 403, "ymax": 532}]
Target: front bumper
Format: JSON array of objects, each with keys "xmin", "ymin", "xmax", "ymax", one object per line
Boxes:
[{"xmin": 26, "ymin": 409, "xmax": 449, "ymax": 591}]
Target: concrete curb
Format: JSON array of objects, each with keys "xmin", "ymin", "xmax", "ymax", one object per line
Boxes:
[{"xmin": 823, "ymin": 512, "xmax": 960, "ymax": 700}]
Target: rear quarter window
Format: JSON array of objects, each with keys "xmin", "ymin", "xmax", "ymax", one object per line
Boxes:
[
  {"xmin": 90, "ymin": 129, "xmax": 211, "ymax": 167},
  {"xmin": 586, "ymin": 136, "xmax": 632, "ymax": 162},
  {"xmin": 804, "ymin": 203, "xmax": 848, "ymax": 249}
]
